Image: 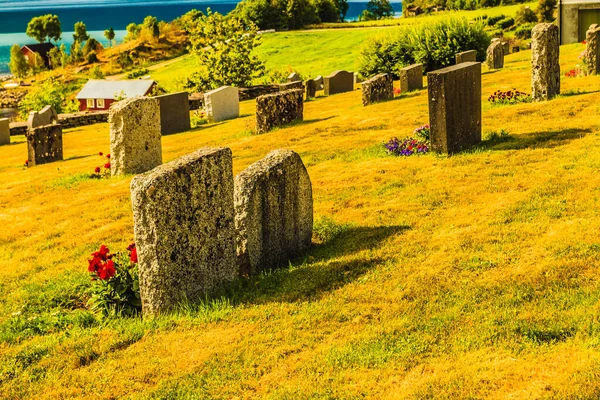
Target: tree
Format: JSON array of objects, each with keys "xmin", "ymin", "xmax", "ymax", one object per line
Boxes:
[
  {"xmin": 8, "ymin": 44, "xmax": 29, "ymax": 79},
  {"xmin": 185, "ymin": 10, "xmax": 265, "ymax": 91},
  {"xmin": 143, "ymin": 16, "xmax": 160, "ymax": 38},
  {"xmin": 73, "ymin": 21, "xmax": 89, "ymax": 42},
  {"xmin": 82, "ymin": 37, "xmax": 102, "ymax": 56},
  {"xmin": 31, "ymin": 52, "xmax": 46, "ymax": 76},
  {"xmin": 516, "ymin": 5, "xmax": 537, "ymax": 24},
  {"xmin": 365, "ymin": 0, "xmax": 394, "ymax": 19},
  {"xmin": 335, "ymin": 0, "xmax": 349, "ymax": 21},
  {"xmin": 125, "ymin": 23, "xmax": 141, "ymax": 42},
  {"xmin": 59, "ymin": 43, "xmax": 69, "ymax": 67},
  {"xmin": 286, "ymin": 0, "xmax": 319, "ymax": 29},
  {"xmin": 18, "ymin": 77, "xmax": 78, "ymax": 119},
  {"xmin": 313, "ymin": 0, "xmax": 340, "ymax": 22},
  {"xmin": 47, "ymin": 46, "xmax": 62, "ymax": 69},
  {"xmin": 70, "ymin": 40, "xmax": 84, "ymax": 63},
  {"xmin": 104, "ymin": 27, "xmax": 116, "ymax": 46},
  {"xmin": 26, "ymin": 14, "xmax": 62, "ymax": 43},
  {"xmin": 537, "ymin": 0, "xmax": 557, "ymax": 22}
]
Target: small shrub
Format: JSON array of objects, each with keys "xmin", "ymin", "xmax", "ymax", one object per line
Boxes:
[
  {"xmin": 488, "ymin": 89, "xmax": 532, "ymax": 105},
  {"xmin": 496, "ymin": 17, "xmax": 515, "ymax": 29},
  {"xmin": 313, "ymin": 216, "xmax": 351, "ymax": 243},
  {"xmin": 90, "ymin": 65, "xmax": 104, "ymax": 79},
  {"xmin": 515, "ymin": 6, "xmax": 537, "ymax": 24},
  {"xmin": 515, "ymin": 24, "xmax": 535, "ymax": 39},
  {"xmin": 126, "ymin": 68, "xmax": 150, "ymax": 79},
  {"xmin": 384, "ymin": 137, "xmax": 429, "ymax": 156},
  {"xmin": 191, "ymin": 109, "xmax": 208, "ymax": 127},
  {"xmin": 487, "ymin": 15, "xmax": 505, "ymax": 26}
]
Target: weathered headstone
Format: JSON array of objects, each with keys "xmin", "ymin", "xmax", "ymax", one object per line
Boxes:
[
  {"xmin": 427, "ymin": 62, "xmax": 481, "ymax": 154},
  {"xmin": 456, "ymin": 50, "xmax": 477, "ymax": 64},
  {"xmin": 288, "ymin": 72, "xmax": 301, "ymax": 82},
  {"xmin": 502, "ymin": 41, "xmax": 509, "ymax": 54},
  {"xmin": 486, "ymin": 41, "xmax": 504, "ymax": 69},
  {"xmin": 279, "ymin": 81, "xmax": 304, "ymax": 91},
  {"xmin": 586, "ymin": 24, "xmax": 600, "ymax": 75},
  {"xmin": 305, "ymin": 79, "xmax": 317, "ymax": 100},
  {"xmin": 0, "ymin": 118, "xmax": 9, "ymax": 146},
  {"xmin": 26, "ymin": 124, "xmax": 63, "ymax": 166},
  {"xmin": 235, "ymin": 149, "xmax": 313, "ymax": 276},
  {"xmin": 314, "ymin": 75, "xmax": 324, "ymax": 90},
  {"xmin": 255, "ymin": 89, "xmax": 303, "ymax": 134},
  {"xmin": 324, "ymin": 70, "xmax": 354, "ymax": 95},
  {"xmin": 27, "ymin": 105, "xmax": 58, "ymax": 130},
  {"xmin": 204, "ymin": 86, "xmax": 240, "ymax": 122},
  {"xmin": 361, "ymin": 73, "xmax": 393, "ymax": 106},
  {"xmin": 399, "ymin": 64, "xmax": 423, "ymax": 93},
  {"xmin": 532, "ymin": 23, "xmax": 560, "ymax": 101},
  {"xmin": 131, "ymin": 147, "xmax": 236, "ymax": 315},
  {"xmin": 109, "ymin": 97, "xmax": 162, "ymax": 176},
  {"xmin": 154, "ymin": 92, "xmax": 190, "ymax": 135}
]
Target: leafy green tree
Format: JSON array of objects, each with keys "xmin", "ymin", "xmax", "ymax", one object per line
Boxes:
[
  {"xmin": 537, "ymin": 0, "xmax": 556, "ymax": 22},
  {"xmin": 73, "ymin": 21, "xmax": 89, "ymax": 42},
  {"xmin": 176, "ymin": 10, "xmax": 204, "ymax": 33},
  {"xmin": 125, "ymin": 23, "xmax": 141, "ymax": 42},
  {"xmin": 82, "ymin": 37, "xmax": 102, "ymax": 56},
  {"xmin": 70, "ymin": 40, "xmax": 84, "ymax": 63},
  {"xmin": 31, "ymin": 53, "xmax": 46, "ymax": 76},
  {"xmin": 365, "ymin": 0, "xmax": 394, "ymax": 19},
  {"xmin": 335, "ymin": 0, "xmax": 349, "ymax": 21},
  {"xmin": 19, "ymin": 77, "xmax": 78, "ymax": 119},
  {"xmin": 26, "ymin": 14, "xmax": 62, "ymax": 43},
  {"xmin": 47, "ymin": 46, "xmax": 62, "ymax": 69},
  {"xmin": 286, "ymin": 0, "xmax": 319, "ymax": 28},
  {"xmin": 185, "ymin": 10, "xmax": 265, "ymax": 91},
  {"xmin": 59, "ymin": 43, "xmax": 69, "ymax": 66},
  {"xmin": 313, "ymin": 0, "xmax": 339, "ymax": 22},
  {"xmin": 143, "ymin": 16, "xmax": 160, "ymax": 38},
  {"xmin": 104, "ymin": 27, "xmax": 116, "ymax": 45},
  {"xmin": 8, "ymin": 44, "xmax": 29, "ymax": 79},
  {"xmin": 516, "ymin": 5, "xmax": 537, "ymax": 24}
]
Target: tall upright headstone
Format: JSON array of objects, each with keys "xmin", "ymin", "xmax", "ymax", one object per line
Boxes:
[
  {"xmin": 27, "ymin": 105, "xmax": 58, "ymax": 130},
  {"xmin": 288, "ymin": 72, "xmax": 301, "ymax": 82},
  {"xmin": 255, "ymin": 89, "xmax": 303, "ymax": 134},
  {"xmin": 399, "ymin": 64, "xmax": 423, "ymax": 93},
  {"xmin": 109, "ymin": 97, "xmax": 162, "ymax": 176},
  {"xmin": 131, "ymin": 147, "xmax": 236, "ymax": 315},
  {"xmin": 361, "ymin": 73, "xmax": 393, "ymax": 106},
  {"xmin": 26, "ymin": 124, "xmax": 63, "ymax": 166},
  {"xmin": 586, "ymin": 24, "xmax": 600, "ymax": 75},
  {"xmin": 324, "ymin": 70, "xmax": 354, "ymax": 95},
  {"xmin": 486, "ymin": 41, "xmax": 504, "ymax": 69},
  {"xmin": 305, "ymin": 79, "xmax": 317, "ymax": 100},
  {"xmin": 531, "ymin": 23, "xmax": 560, "ymax": 101},
  {"xmin": 235, "ymin": 149, "xmax": 313, "ymax": 276},
  {"xmin": 154, "ymin": 92, "xmax": 190, "ymax": 135},
  {"xmin": 0, "ymin": 118, "xmax": 9, "ymax": 146},
  {"xmin": 204, "ymin": 86, "xmax": 240, "ymax": 122},
  {"xmin": 427, "ymin": 62, "xmax": 482, "ymax": 154}
]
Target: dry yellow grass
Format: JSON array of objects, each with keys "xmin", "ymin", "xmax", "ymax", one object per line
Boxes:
[{"xmin": 2, "ymin": 43, "xmax": 600, "ymax": 399}]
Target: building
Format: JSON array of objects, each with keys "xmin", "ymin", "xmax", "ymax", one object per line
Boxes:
[
  {"xmin": 21, "ymin": 43, "xmax": 56, "ymax": 68},
  {"xmin": 559, "ymin": 0, "xmax": 600, "ymax": 43},
  {"xmin": 75, "ymin": 79, "xmax": 156, "ymax": 112}
]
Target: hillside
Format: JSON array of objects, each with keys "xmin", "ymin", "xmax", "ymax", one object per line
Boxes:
[{"xmin": 3, "ymin": 42, "xmax": 600, "ymax": 398}]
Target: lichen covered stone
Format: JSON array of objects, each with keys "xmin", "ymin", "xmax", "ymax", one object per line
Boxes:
[
  {"xmin": 130, "ymin": 147, "xmax": 236, "ymax": 316},
  {"xmin": 26, "ymin": 124, "xmax": 63, "ymax": 166},
  {"xmin": 234, "ymin": 149, "xmax": 313, "ymax": 276},
  {"xmin": 27, "ymin": 105, "xmax": 58, "ymax": 130},
  {"xmin": 531, "ymin": 23, "xmax": 560, "ymax": 101},
  {"xmin": 109, "ymin": 97, "xmax": 162, "ymax": 176},
  {"xmin": 361, "ymin": 73, "xmax": 393, "ymax": 106},
  {"xmin": 456, "ymin": 50, "xmax": 477, "ymax": 64},
  {"xmin": 399, "ymin": 64, "xmax": 423, "ymax": 93},
  {"xmin": 255, "ymin": 89, "xmax": 303, "ymax": 134},
  {"xmin": 587, "ymin": 24, "xmax": 600, "ymax": 75},
  {"xmin": 486, "ymin": 41, "xmax": 504, "ymax": 69}
]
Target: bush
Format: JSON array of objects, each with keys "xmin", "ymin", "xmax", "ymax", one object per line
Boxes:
[
  {"xmin": 515, "ymin": 23, "xmax": 535, "ymax": 39},
  {"xmin": 537, "ymin": 0, "xmax": 557, "ymax": 22},
  {"xmin": 127, "ymin": 68, "xmax": 150, "ymax": 79},
  {"xmin": 86, "ymin": 51, "xmax": 98, "ymax": 64},
  {"xmin": 496, "ymin": 17, "xmax": 514, "ymax": 29},
  {"xmin": 515, "ymin": 6, "xmax": 537, "ymax": 24},
  {"xmin": 487, "ymin": 14, "xmax": 505, "ymax": 26},
  {"xmin": 18, "ymin": 77, "xmax": 79, "ymax": 119},
  {"xmin": 312, "ymin": 0, "xmax": 340, "ymax": 21},
  {"xmin": 359, "ymin": 18, "xmax": 490, "ymax": 78}
]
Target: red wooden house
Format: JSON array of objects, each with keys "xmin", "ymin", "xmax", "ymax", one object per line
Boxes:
[
  {"xmin": 75, "ymin": 79, "xmax": 156, "ymax": 112},
  {"xmin": 21, "ymin": 43, "xmax": 56, "ymax": 68}
]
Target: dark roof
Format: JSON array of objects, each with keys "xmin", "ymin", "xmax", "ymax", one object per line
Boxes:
[{"xmin": 21, "ymin": 43, "xmax": 56, "ymax": 57}]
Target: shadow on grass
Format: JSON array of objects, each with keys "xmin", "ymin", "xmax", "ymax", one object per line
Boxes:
[
  {"xmin": 65, "ymin": 154, "xmax": 92, "ymax": 161},
  {"xmin": 476, "ymin": 128, "xmax": 590, "ymax": 151},
  {"xmin": 292, "ymin": 116, "xmax": 336, "ymax": 126},
  {"xmin": 557, "ymin": 89, "xmax": 600, "ymax": 98},
  {"xmin": 221, "ymin": 225, "xmax": 409, "ymax": 305}
]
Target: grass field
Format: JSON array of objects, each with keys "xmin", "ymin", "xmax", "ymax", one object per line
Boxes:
[
  {"xmin": 150, "ymin": 2, "xmax": 535, "ymax": 92},
  {"xmin": 3, "ymin": 42, "xmax": 600, "ymax": 398}
]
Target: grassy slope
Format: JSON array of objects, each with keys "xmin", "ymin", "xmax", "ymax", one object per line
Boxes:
[
  {"xmin": 150, "ymin": 2, "xmax": 535, "ymax": 92},
  {"xmin": 2, "ymin": 42, "xmax": 600, "ymax": 398}
]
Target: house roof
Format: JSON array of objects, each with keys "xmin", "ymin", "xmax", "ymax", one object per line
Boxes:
[
  {"xmin": 76, "ymin": 79, "xmax": 155, "ymax": 100},
  {"xmin": 21, "ymin": 43, "xmax": 56, "ymax": 57}
]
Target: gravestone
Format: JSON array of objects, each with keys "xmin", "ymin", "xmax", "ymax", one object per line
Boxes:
[
  {"xmin": 0, "ymin": 118, "xmax": 9, "ymax": 146},
  {"xmin": 305, "ymin": 79, "xmax": 317, "ymax": 100},
  {"xmin": 255, "ymin": 89, "xmax": 303, "ymax": 134},
  {"xmin": 324, "ymin": 70, "xmax": 354, "ymax": 95},
  {"xmin": 27, "ymin": 105, "xmax": 58, "ymax": 130},
  {"xmin": 427, "ymin": 62, "xmax": 481, "ymax": 154},
  {"xmin": 26, "ymin": 124, "xmax": 63, "ymax": 166},
  {"xmin": 532, "ymin": 23, "xmax": 560, "ymax": 101},
  {"xmin": 361, "ymin": 73, "xmax": 393, "ymax": 106},
  {"xmin": 279, "ymin": 81, "xmax": 304, "ymax": 91},
  {"xmin": 235, "ymin": 149, "xmax": 313, "ymax": 276},
  {"xmin": 586, "ymin": 24, "xmax": 600, "ymax": 75},
  {"xmin": 204, "ymin": 86, "xmax": 240, "ymax": 122},
  {"xmin": 131, "ymin": 147, "xmax": 236, "ymax": 315},
  {"xmin": 502, "ymin": 41, "xmax": 509, "ymax": 54},
  {"xmin": 399, "ymin": 64, "xmax": 423, "ymax": 93},
  {"xmin": 486, "ymin": 41, "xmax": 504, "ymax": 69},
  {"xmin": 456, "ymin": 50, "xmax": 477, "ymax": 64},
  {"xmin": 109, "ymin": 97, "xmax": 162, "ymax": 176},
  {"xmin": 288, "ymin": 72, "xmax": 301, "ymax": 82},
  {"xmin": 314, "ymin": 75, "xmax": 324, "ymax": 90},
  {"xmin": 154, "ymin": 92, "xmax": 190, "ymax": 135}
]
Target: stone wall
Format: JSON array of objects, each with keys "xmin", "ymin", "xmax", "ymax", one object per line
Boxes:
[
  {"xmin": 26, "ymin": 124, "xmax": 63, "ymax": 166},
  {"xmin": 427, "ymin": 62, "xmax": 482, "ymax": 154},
  {"xmin": 10, "ymin": 112, "xmax": 109, "ymax": 135},
  {"xmin": 361, "ymin": 73, "xmax": 393, "ymax": 106},
  {"xmin": 255, "ymin": 89, "xmax": 304, "ymax": 134},
  {"xmin": 131, "ymin": 147, "xmax": 237, "ymax": 315},
  {"xmin": 532, "ymin": 23, "xmax": 560, "ymax": 101},
  {"xmin": 234, "ymin": 149, "xmax": 313, "ymax": 276},
  {"xmin": 399, "ymin": 64, "xmax": 423, "ymax": 93}
]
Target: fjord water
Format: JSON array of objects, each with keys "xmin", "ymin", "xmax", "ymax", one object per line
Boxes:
[{"xmin": 0, "ymin": 0, "xmax": 402, "ymax": 75}]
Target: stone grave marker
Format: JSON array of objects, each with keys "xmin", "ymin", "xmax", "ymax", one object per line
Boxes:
[
  {"xmin": 427, "ymin": 62, "xmax": 481, "ymax": 154},
  {"xmin": 288, "ymin": 72, "xmax": 301, "ymax": 82},
  {"xmin": 109, "ymin": 97, "xmax": 162, "ymax": 176},
  {"xmin": 204, "ymin": 86, "xmax": 240, "ymax": 122},
  {"xmin": 532, "ymin": 23, "xmax": 560, "ymax": 101},
  {"xmin": 399, "ymin": 64, "xmax": 423, "ymax": 93},
  {"xmin": 486, "ymin": 41, "xmax": 504, "ymax": 69},
  {"xmin": 154, "ymin": 92, "xmax": 190, "ymax": 135},
  {"xmin": 27, "ymin": 105, "xmax": 58, "ymax": 130},
  {"xmin": 255, "ymin": 89, "xmax": 303, "ymax": 134},
  {"xmin": 314, "ymin": 75, "xmax": 324, "ymax": 90},
  {"xmin": 361, "ymin": 73, "xmax": 393, "ymax": 106},
  {"xmin": 235, "ymin": 149, "xmax": 313, "ymax": 276},
  {"xmin": 0, "ymin": 118, "xmax": 9, "ymax": 145},
  {"xmin": 26, "ymin": 124, "xmax": 63, "ymax": 166},
  {"xmin": 456, "ymin": 50, "xmax": 477, "ymax": 64},
  {"xmin": 131, "ymin": 147, "xmax": 236, "ymax": 315},
  {"xmin": 324, "ymin": 70, "xmax": 354, "ymax": 95},
  {"xmin": 587, "ymin": 24, "xmax": 600, "ymax": 75},
  {"xmin": 305, "ymin": 79, "xmax": 317, "ymax": 100}
]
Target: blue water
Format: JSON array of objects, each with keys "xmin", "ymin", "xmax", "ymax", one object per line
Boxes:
[{"xmin": 0, "ymin": 0, "xmax": 402, "ymax": 75}]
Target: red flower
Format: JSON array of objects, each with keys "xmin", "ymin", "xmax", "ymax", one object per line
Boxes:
[
  {"xmin": 92, "ymin": 245, "xmax": 111, "ymax": 261},
  {"xmin": 393, "ymin": 88, "xmax": 402, "ymax": 95},
  {"xmin": 24, "ymin": 160, "xmax": 29, "ymax": 166},
  {"xmin": 97, "ymin": 260, "xmax": 116, "ymax": 280},
  {"xmin": 130, "ymin": 247, "xmax": 138, "ymax": 263},
  {"xmin": 106, "ymin": 154, "xmax": 111, "ymax": 159},
  {"xmin": 99, "ymin": 152, "xmax": 103, "ymax": 156},
  {"xmin": 583, "ymin": 40, "xmax": 587, "ymax": 44},
  {"xmin": 104, "ymin": 163, "xmax": 111, "ymax": 169},
  {"xmin": 94, "ymin": 166, "xmax": 101, "ymax": 174},
  {"xmin": 88, "ymin": 256, "xmax": 102, "ymax": 273}
]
